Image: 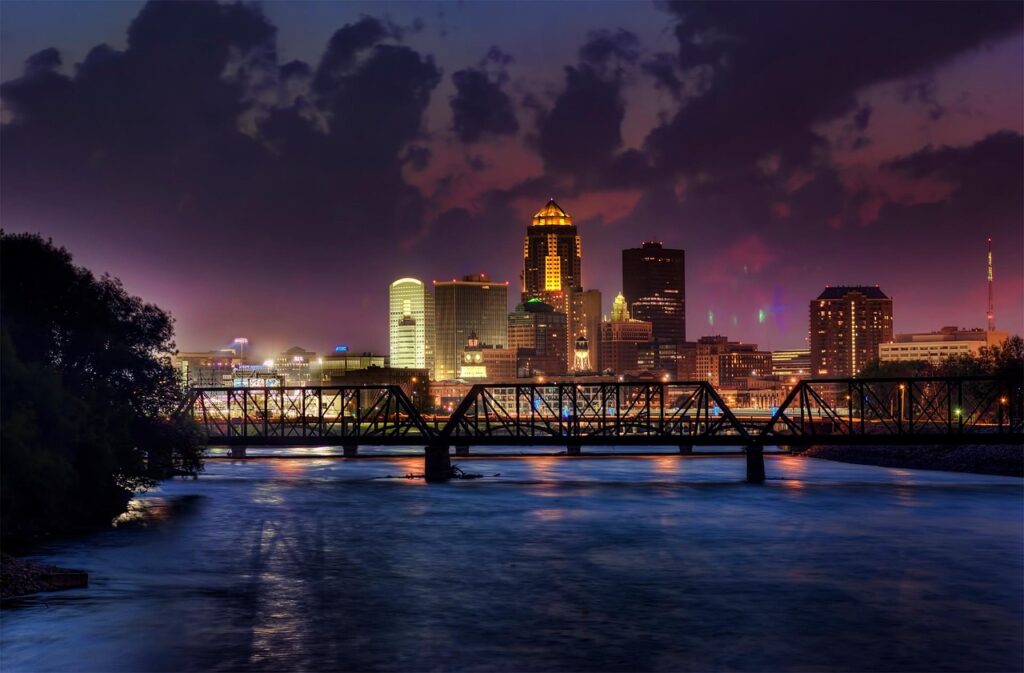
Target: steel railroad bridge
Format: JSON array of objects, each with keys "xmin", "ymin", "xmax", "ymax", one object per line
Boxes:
[{"xmin": 181, "ymin": 376, "xmax": 1023, "ymax": 483}]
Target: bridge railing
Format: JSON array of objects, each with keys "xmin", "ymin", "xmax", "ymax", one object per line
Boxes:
[
  {"xmin": 182, "ymin": 385, "xmax": 431, "ymax": 442},
  {"xmin": 181, "ymin": 376, "xmax": 1023, "ymax": 447},
  {"xmin": 438, "ymin": 381, "xmax": 749, "ymax": 444},
  {"xmin": 760, "ymin": 376, "xmax": 1023, "ymax": 443}
]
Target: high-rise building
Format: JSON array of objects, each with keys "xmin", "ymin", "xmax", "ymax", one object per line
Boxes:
[
  {"xmin": 600, "ymin": 293, "xmax": 653, "ymax": 374},
  {"xmin": 434, "ymin": 274, "xmax": 508, "ymax": 381},
  {"xmin": 508, "ymin": 299, "xmax": 568, "ymax": 376},
  {"xmin": 389, "ymin": 278, "xmax": 435, "ymax": 377},
  {"xmin": 879, "ymin": 326, "xmax": 1008, "ymax": 364},
  {"xmin": 622, "ymin": 242, "xmax": 685, "ymax": 343},
  {"xmin": 522, "ymin": 199, "xmax": 586, "ymax": 370},
  {"xmin": 810, "ymin": 286, "xmax": 894, "ymax": 377}
]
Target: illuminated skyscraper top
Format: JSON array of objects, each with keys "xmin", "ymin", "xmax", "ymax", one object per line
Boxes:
[
  {"xmin": 531, "ymin": 199, "xmax": 572, "ymax": 227},
  {"xmin": 523, "ymin": 199, "xmax": 581, "ymax": 297}
]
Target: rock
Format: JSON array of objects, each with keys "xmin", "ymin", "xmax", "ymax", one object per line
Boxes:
[{"xmin": 1, "ymin": 553, "xmax": 89, "ymax": 599}]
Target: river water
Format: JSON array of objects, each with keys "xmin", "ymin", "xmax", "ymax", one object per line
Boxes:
[{"xmin": 2, "ymin": 452, "xmax": 1022, "ymax": 672}]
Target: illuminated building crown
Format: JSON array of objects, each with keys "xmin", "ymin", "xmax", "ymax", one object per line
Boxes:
[
  {"xmin": 532, "ymin": 199, "xmax": 572, "ymax": 226},
  {"xmin": 611, "ymin": 292, "xmax": 630, "ymax": 322}
]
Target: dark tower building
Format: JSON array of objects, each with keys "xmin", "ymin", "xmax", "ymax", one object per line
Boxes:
[
  {"xmin": 622, "ymin": 242, "xmax": 686, "ymax": 343},
  {"xmin": 810, "ymin": 286, "xmax": 893, "ymax": 378}
]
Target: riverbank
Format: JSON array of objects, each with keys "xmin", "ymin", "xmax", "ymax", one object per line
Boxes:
[
  {"xmin": 798, "ymin": 444, "xmax": 1023, "ymax": 477},
  {"xmin": 1, "ymin": 554, "xmax": 88, "ymax": 600}
]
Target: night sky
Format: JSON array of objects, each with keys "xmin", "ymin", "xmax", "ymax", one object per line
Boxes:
[{"xmin": 2, "ymin": 1, "xmax": 1022, "ymax": 358}]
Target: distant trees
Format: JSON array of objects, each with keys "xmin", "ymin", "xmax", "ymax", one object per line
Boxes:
[
  {"xmin": 859, "ymin": 336, "xmax": 1024, "ymax": 379},
  {"xmin": 1, "ymin": 233, "xmax": 202, "ymax": 544}
]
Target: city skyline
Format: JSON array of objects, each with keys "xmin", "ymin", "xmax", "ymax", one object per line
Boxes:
[{"xmin": 2, "ymin": 1, "xmax": 1022, "ymax": 356}]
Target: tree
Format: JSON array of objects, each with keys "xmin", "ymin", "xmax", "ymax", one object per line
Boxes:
[{"xmin": 1, "ymin": 233, "xmax": 202, "ymax": 544}]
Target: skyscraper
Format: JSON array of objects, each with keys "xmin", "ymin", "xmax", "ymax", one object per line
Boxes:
[
  {"xmin": 434, "ymin": 274, "xmax": 508, "ymax": 381},
  {"xmin": 389, "ymin": 278, "xmax": 434, "ymax": 377},
  {"xmin": 810, "ymin": 286, "xmax": 894, "ymax": 378},
  {"xmin": 522, "ymin": 199, "xmax": 584, "ymax": 369},
  {"xmin": 622, "ymin": 242, "xmax": 685, "ymax": 343}
]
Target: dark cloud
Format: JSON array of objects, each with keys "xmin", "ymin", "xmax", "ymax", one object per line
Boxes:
[
  {"xmin": 646, "ymin": 1, "xmax": 1023, "ymax": 176},
  {"xmin": 535, "ymin": 29, "xmax": 643, "ymax": 183},
  {"xmin": 449, "ymin": 47, "xmax": 518, "ymax": 143},
  {"xmin": 1, "ymin": 1, "xmax": 443, "ymax": 350},
  {"xmin": 578, "ymin": 28, "xmax": 639, "ymax": 69}
]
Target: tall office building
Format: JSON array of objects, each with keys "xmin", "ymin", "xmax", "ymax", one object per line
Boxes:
[
  {"xmin": 389, "ymin": 278, "xmax": 435, "ymax": 377},
  {"xmin": 522, "ymin": 199, "xmax": 588, "ymax": 369},
  {"xmin": 810, "ymin": 286, "xmax": 893, "ymax": 378},
  {"xmin": 622, "ymin": 242, "xmax": 686, "ymax": 343},
  {"xmin": 434, "ymin": 274, "xmax": 508, "ymax": 381}
]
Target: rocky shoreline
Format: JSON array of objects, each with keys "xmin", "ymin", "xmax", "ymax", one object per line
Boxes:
[
  {"xmin": 1, "ymin": 554, "xmax": 88, "ymax": 600},
  {"xmin": 798, "ymin": 444, "xmax": 1024, "ymax": 477}
]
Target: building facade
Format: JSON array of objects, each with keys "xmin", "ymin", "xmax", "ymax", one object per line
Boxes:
[
  {"xmin": 389, "ymin": 278, "xmax": 435, "ymax": 378},
  {"xmin": 434, "ymin": 274, "xmax": 508, "ymax": 381},
  {"xmin": 459, "ymin": 332, "xmax": 518, "ymax": 381},
  {"xmin": 508, "ymin": 299, "xmax": 568, "ymax": 377},
  {"xmin": 693, "ymin": 336, "xmax": 772, "ymax": 387},
  {"xmin": 577, "ymin": 288, "xmax": 602, "ymax": 372},
  {"xmin": 622, "ymin": 242, "xmax": 686, "ymax": 343},
  {"xmin": 600, "ymin": 294, "xmax": 653, "ymax": 374},
  {"xmin": 772, "ymin": 349, "xmax": 811, "ymax": 378},
  {"xmin": 879, "ymin": 327, "xmax": 1008, "ymax": 364},
  {"xmin": 810, "ymin": 286, "xmax": 894, "ymax": 377}
]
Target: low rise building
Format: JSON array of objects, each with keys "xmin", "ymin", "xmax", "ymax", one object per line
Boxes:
[{"xmin": 879, "ymin": 327, "xmax": 1008, "ymax": 364}]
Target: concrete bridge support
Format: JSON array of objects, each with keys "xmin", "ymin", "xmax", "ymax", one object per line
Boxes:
[
  {"xmin": 230, "ymin": 446, "xmax": 247, "ymax": 458},
  {"xmin": 678, "ymin": 444, "xmax": 693, "ymax": 454},
  {"xmin": 424, "ymin": 443, "xmax": 451, "ymax": 483},
  {"xmin": 566, "ymin": 444, "xmax": 581, "ymax": 456},
  {"xmin": 746, "ymin": 445, "xmax": 765, "ymax": 484},
  {"xmin": 455, "ymin": 444, "xmax": 470, "ymax": 456},
  {"xmin": 343, "ymin": 443, "xmax": 358, "ymax": 457}
]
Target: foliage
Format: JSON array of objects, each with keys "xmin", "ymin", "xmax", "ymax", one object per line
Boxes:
[
  {"xmin": 859, "ymin": 335, "xmax": 1024, "ymax": 379},
  {"xmin": 1, "ymin": 232, "xmax": 202, "ymax": 544}
]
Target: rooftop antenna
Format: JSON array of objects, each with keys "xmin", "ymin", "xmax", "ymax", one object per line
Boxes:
[{"xmin": 987, "ymin": 237, "xmax": 996, "ymax": 332}]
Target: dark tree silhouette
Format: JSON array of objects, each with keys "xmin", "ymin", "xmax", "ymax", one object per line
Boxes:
[{"xmin": 1, "ymin": 232, "xmax": 202, "ymax": 544}]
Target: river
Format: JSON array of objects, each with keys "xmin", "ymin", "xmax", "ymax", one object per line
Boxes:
[{"xmin": 1, "ymin": 452, "xmax": 1022, "ymax": 672}]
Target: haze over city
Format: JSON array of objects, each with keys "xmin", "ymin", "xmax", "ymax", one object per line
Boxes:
[{"xmin": 2, "ymin": 1, "xmax": 1022, "ymax": 357}]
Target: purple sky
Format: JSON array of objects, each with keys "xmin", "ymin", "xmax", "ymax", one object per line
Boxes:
[{"xmin": 2, "ymin": 1, "xmax": 1022, "ymax": 359}]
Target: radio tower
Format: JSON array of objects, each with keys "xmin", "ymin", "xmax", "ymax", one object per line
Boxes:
[{"xmin": 986, "ymin": 237, "xmax": 996, "ymax": 332}]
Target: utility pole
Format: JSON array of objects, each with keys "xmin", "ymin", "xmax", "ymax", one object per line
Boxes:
[{"xmin": 987, "ymin": 238, "xmax": 995, "ymax": 332}]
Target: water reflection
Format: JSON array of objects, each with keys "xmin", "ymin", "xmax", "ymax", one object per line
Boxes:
[{"xmin": 1, "ymin": 455, "xmax": 1021, "ymax": 673}]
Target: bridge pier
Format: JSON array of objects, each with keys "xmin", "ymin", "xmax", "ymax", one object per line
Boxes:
[
  {"xmin": 746, "ymin": 445, "xmax": 765, "ymax": 484},
  {"xmin": 230, "ymin": 446, "xmax": 247, "ymax": 459},
  {"xmin": 424, "ymin": 443, "xmax": 451, "ymax": 483},
  {"xmin": 455, "ymin": 444, "xmax": 469, "ymax": 456},
  {"xmin": 678, "ymin": 444, "xmax": 693, "ymax": 454},
  {"xmin": 566, "ymin": 444, "xmax": 581, "ymax": 456},
  {"xmin": 343, "ymin": 443, "xmax": 358, "ymax": 457}
]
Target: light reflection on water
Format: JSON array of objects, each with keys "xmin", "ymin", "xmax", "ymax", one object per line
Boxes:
[{"xmin": 1, "ymin": 453, "xmax": 1021, "ymax": 672}]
